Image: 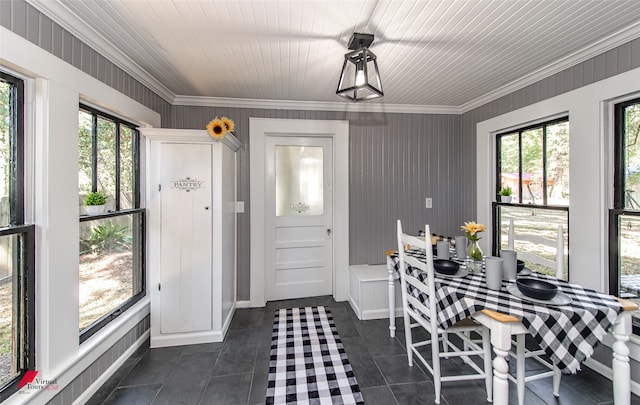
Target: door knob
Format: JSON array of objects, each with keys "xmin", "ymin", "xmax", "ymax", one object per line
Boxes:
[{"xmin": 327, "ymin": 228, "xmax": 332, "ymax": 236}]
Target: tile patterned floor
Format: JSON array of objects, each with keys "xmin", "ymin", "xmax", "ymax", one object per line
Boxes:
[{"xmin": 88, "ymin": 296, "xmax": 640, "ymax": 404}]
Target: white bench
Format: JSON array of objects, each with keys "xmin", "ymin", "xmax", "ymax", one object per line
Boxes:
[{"xmin": 349, "ymin": 264, "xmax": 403, "ymax": 320}]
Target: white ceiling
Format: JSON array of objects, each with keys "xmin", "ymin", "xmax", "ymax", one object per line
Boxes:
[{"xmin": 30, "ymin": 0, "xmax": 640, "ymax": 112}]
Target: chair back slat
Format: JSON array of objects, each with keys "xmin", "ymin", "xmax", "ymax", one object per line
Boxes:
[
  {"xmin": 397, "ymin": 220, "xmax": 438, "ymax": 332},
  {"xmin": 395, "ymin": 219, "xmax": 493, "ymax": 404}
]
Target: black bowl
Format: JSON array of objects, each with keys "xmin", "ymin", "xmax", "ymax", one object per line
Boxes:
[
  {"xmin": 517, "ymin": 259, "xmax": 525, "ymax": 273},
  {"xmin": 433, "ymin": 259, "xmax": 460, "ymax": 275},
  {"xmin": 516, "ymin": 278, "xmax": 558, "ymax": 300}
]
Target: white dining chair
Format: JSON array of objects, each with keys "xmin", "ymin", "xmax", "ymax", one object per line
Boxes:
[
  {"xmin": 507, "ymin": 218, "xmax": 565, "ymax": 405},
  {"xmin": 397, "ymin": 220, "xmax": 492, "ymax": 404},
  {"xmin": 507, "ymin": 218, "xmax": 565, "ymax": 280}
]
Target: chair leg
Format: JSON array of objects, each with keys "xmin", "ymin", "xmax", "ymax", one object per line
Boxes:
[
  {"xmin": 403, "ymin": 312, "xmax": 413, "ymax": 366},
  {"xmin": 482, "ymin": 328, "xmax": 493, "ymax": 402},
  {"xmin": 433, "ymin": 339, "xmax": 442, "ymax": 404},
  {"xmin": 552, "ymin": 363, "xmax": 561, "ymax": 397},
  {"xmin": 442, "ymin": 332, "xmax": 450, "ymax": 358},
  {"xmin": 516, "ymin": 335, "xmax": 525, "ymax": 405}
]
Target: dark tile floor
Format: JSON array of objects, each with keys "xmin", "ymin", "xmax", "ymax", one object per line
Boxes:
[{"xmin": 88, "ymin": 296, "xmax": 639, "ymax": 405}]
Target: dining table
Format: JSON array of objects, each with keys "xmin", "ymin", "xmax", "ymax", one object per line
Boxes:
[{"xmin": 385, "ymin": 248, "xmax": 638, "ymax": 405}]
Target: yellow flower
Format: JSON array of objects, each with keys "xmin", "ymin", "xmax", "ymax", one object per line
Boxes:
[
  {"xmin": 461, "ymin": 221, "xmax": 486, "ymax": 241},
  {"xmin": 221, "ymin": 117, "xmax": 235, "ymax": 133},
  {"xmin": 206, "ymin": 117, "xmax": 226, "ymax": 140}
]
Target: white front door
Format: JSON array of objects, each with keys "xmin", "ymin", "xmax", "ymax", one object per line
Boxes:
[
  {"xmin": 159, "ymin": 143, "xmax": 212, "ymax": 333},
  {"xmin": 264, "ymin": 136, "xmax": 333, "ymax": 300}
]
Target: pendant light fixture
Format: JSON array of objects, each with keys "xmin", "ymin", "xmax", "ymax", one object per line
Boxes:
[{"xmin": 336, "ymin": 33, "xmax": 383, "ymax": 102}]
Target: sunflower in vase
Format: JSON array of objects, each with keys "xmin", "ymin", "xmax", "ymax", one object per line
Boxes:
[{"xmin": 461, "ymin": 221, "xmax": 486, "ymax": 270}]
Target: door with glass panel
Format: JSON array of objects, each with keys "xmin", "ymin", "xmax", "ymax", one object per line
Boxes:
[{"xmin": 265, "ymin": 136, "xmax": 333, "ymax": 300}]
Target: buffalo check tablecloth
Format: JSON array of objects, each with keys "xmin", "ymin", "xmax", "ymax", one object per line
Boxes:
[{"xmin": 390, "ymin": 249, "xmax": 624, "ymax": 374}]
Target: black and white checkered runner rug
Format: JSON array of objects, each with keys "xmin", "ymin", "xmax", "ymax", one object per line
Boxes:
[{"xmin": 266, "ymin": 306, "xmax": 365, "ymax": 405}]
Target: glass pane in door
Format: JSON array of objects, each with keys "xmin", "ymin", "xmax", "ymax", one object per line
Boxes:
[{"xmin": 275, "ymin": 146, "xmax": 323, "ymax": 216}]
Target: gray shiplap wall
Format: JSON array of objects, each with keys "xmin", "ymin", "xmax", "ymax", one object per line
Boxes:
[
  {"xmin": 171, "ymin": 106, "xmax": 463, "ymax": 299},
  {"xmin": 0, "ymin": 0, "xmax": 172, "ymax": 125}
]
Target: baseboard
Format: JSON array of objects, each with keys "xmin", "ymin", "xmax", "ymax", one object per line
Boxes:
[
  {"xmin": 236, "ymin": 300, "xmax": 251, "ymax": 308},
  {"xmin": 221, "ymin": 302, "xmax": 236, "ymax": 338},
  {"xmin": 348, "ymin": 293, "xmax": 403, "ymax": 321},
  {"xmin": 151, "ymin": 329, "xmax": 225, "ymax": 348},
  {"xmin": 583, "ymin": 358, "xmax": 640, "ymax": 396},
  {"xmin": 360, "ymin": 307, "xmax": 404, "ymax": 320},
  {"xmin": 73, "ymin": 330, "xmax": 150, "ymax": 405},
  {"xmin": 348, "ymin": 295, "xmax": 361, "ymax": 319}
]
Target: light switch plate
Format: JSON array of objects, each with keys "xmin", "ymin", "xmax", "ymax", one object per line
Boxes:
[
  {"xmin": 425, "ymin": 198, "xmax": 432, "ymax": 209},
  {"xmin": 236, "ymin": 201, "xmax": 245, "ymax": 213}
]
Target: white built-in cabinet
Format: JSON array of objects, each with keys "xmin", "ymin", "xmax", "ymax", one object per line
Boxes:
[{"xmin": 142, "ymin": 128, "xmax": 241, "ymax": 348}]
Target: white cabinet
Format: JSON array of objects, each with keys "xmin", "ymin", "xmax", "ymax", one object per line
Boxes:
[{"xmin": 142, "ymin": 128, "xmax": 241, "ymax": 348}]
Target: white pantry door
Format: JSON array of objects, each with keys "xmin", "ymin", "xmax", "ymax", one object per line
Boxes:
[
  {"xmin": 159, "ymin": 143, "xmax": 212, "ymax": 334},
  {"xmin": 265, "ymin": 136, "xmax": 333, "ymax": 300}
]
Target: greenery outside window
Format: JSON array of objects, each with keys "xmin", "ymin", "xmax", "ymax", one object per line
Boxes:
[
  {"xmin": 493, "ymin": 118, "xmax": 570, "ymax": 279},
  {"xmin": 0, "ymin": 72, "xmax": 35, "ymax": 401},
  {"xmin": 609, "ymin": 97, "xmax": 640, "ymax": 334},
  {"xmin": 78, "ymin": 104, "xmax": 144, "ymax": 343}
]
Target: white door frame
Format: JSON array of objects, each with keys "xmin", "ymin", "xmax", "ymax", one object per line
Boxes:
[{"xmin": 250, "ymin": 118, "xmax": 349, "ymax": 307}]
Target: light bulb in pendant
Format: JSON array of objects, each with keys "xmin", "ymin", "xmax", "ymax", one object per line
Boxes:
[{"xmin": 355, "ymin": 69, "xmax": 365, "ymax": 87}]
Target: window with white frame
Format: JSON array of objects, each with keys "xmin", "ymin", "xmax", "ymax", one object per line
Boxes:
[
  {"xmin": 609, "ymin": 96, "xmax": 640, "ymax": 334},
  {"xmin": 78, "ymin": 104, "xmax": 145, "ymax": 342},
  {"xmin": 0, "ymin": 72, "xmax": 35, "ymax": 401},
  {"xmin": 493, "ymin": 118, "xmax": 570, "ymax": 279}
]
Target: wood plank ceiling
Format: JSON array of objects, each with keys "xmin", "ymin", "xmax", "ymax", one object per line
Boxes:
[{"xmin": 30, "ymin": 0, "xmax": 640, "ymax": 108}]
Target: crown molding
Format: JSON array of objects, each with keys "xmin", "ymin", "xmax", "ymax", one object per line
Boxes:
[
  {"xmin": 27, "ymin": 0, "xmax": 175, "ymax": 104},
  {"xmin": 459, "ymin": 20, "xmax": 640, "ymax": 114},
  {"xmin": 173, "ymin": 95, "xmax": 462, "ymax": 115}
]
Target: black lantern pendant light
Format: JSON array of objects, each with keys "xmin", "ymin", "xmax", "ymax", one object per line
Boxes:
[{"xmin": 336, "ymin": 33, "xmax": 383, "ymax": 102}]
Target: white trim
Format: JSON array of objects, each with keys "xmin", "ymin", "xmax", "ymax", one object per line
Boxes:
[
  {"xmin": 249, "ymin": 118, "xmax": 349, "ymax": 307},
  {"xmin": 26, "ymin": 0, "xmax": 175, "ymax": 103},
  {"xmin": 174, "ymin": 95, "xmax": 460, "ymax": 115},
  {"xmin": 141, "ymin": 128, "xmax": 242, "ymax": 151}
]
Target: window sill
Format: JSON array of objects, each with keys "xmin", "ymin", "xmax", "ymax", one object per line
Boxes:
[{"xmin": 79, "ymin": 296, "xmax": 150, "ymax": 355}]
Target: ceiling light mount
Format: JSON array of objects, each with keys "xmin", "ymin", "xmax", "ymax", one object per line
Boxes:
[
  {"xmin": 347, "ymin": 33, "xmax": 374, "ymax": 50},
  {"xmin": 336, "ymin": 33, "xmax": 383, "ymax": 102}
]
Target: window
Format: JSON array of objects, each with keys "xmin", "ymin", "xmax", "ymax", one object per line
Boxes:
[
  {"xmin": 493, "ymin": 118, "xmax": 569, "ymax": 278},
  {"xmin": 0, "ymin": 72, "xmax": 35, "ymax": 401},
  {"xmin": 78, "ymin": 104, "xmax": 144, "ymax": 342},
  {"xmin": 609, "ymin": 97, "xmax": 640, "ymax": 334}
]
